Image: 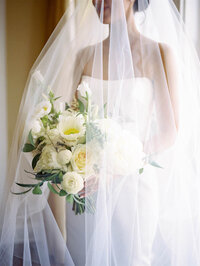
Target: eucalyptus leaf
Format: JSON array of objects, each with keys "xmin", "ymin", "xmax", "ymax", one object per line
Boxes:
[
  {"xmin": 139, "ymin": 168, "xmax": 144, "ymax": 174},
  {"xmin": 47, "ymin": 182, "xmax": 59, "ymax": 195},
  {"xmin": 23, "ymin": 143, "xmax": 35, "ymax": 152},
  {"xmin": 149, "ymin": 161, "xmax": 163, "ymax": 169}
]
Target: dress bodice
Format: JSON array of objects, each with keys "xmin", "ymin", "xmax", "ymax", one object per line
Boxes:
[
  {"xmin": 79, "ymin": 75, "xmax": 155, "ymax": 141},
  {"xmin": 81, "ymin": 75, "xmax": 154, "ymax": 105}
]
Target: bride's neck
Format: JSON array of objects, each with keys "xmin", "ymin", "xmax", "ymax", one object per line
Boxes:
[{"xmin": 106, "ymin": 9, "xmax": 140, "ymax": 45}]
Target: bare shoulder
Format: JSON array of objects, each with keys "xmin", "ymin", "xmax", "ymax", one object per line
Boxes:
[
  {"xmin": 139, "ymin": 35, "xmax": 175, "ymax": 59},
  {"xmin": 76, "ymin": 45, "xmax": 95, "ymax": 70},
  {"xmin": 142, "ymin": 36, "xmax": 177, "ymax": 72}
]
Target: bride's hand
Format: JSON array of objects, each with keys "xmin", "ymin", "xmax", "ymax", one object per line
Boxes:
[
  {"xmin": 78, "ymin": 175, "xmax": 99, "ymax": 198},
  {"xmin": 78, "ymin": 173, "xmax": 121, "ymax": 198}
]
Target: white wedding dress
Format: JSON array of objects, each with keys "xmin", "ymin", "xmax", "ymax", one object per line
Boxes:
[{"xmin": 66, "ymin": 75, "xmax": 161, "ymax": 266}]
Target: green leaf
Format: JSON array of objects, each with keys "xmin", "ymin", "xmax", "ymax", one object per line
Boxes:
[
  {"xmin": 149, "ymin": 161, "xmax": 163, "ymax": 169},
  {"xmin": 66, "ymin": 194, "xmax": 74, "ymax": 204},
  {"xmin": 54, "ymin": 96, "xmax": 61, "ymax": 101},
  {"xmin": 139, "ymin": 168, "xmax": 144, "ymax": 174},
  {"xmin": 40, "ymin": 115, "xmax": 49, "ymax": 129},
  {"xmin": 16, "ymin": 182, "xmax": 38, "ymax": 188},
  {"xmin": 59, "ymin": 189, "xmax": 67, "ymax": 196},
  {"xmin": 23, "ymin": 143, "xmax": 35, "ymax": 152},
  {"xmin": 11, "ymin": 188, "xmax": 32, "ymax": 195},
  {"xmin": 73, "ymin": 195, "xmax": 85, "ymax": 205},
  {"xmin": 32, "ymin": 185, "xmax": 42, "ymax": 195},
  {"xmin": 32, "ymin": 153, "xmax": 41, "ymax": 170},
  {"xmin": 47, "ymin": 182, "xmax": 59, "ymax": 195},
  {"xmin": 49, "ymin": 91, "xmax": 54, "ymax": 99},
  {"xmin": 78, "ymin": 99, "xmax": 85, "ymax": 113},
  {"xmin": 65, "ymin": 103, "xmax": 70, "ymax": 110},
  {"xmin": 58, "ymin": 171, "xmax": 63, "ymax": 182},
  {"xmin": 28, "ymin": 130, "xmax": 35, "ymax": 146}
]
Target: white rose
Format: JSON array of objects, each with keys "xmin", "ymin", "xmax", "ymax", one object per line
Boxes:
[
  {"xmin": 77, "ymin": 81, "xmax": 92, "ymax": 98},
  {"xmin": 34, "ymin": 101, "xmax": 51, "ymax": 118},
  {"xmin": 71, "ymin": 144, "xmax": 95, "ymax": 177},
  {"xmin": 58, "ymin": 115, "xmax": 85, "ymax": 147},
  {"xmin": 57, "ymin": 149, "xmax": 72, "ymax": 165},
  {"xmin": 61, "ymin": 171, "xmax": 84, "ymax": 194}
]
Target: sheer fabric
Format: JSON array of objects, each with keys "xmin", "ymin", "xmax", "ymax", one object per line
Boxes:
[{"xmin": 1, "ymin": 0, "xmax": 200, "ymax": 265}]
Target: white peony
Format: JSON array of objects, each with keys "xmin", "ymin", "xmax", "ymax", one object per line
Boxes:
[
  {"xmin": 71, "ymin": 144, "xmax": 95, "ymax": 177},
  {"xmin": 58, "ymin": 115, "xmax": 85, "ymax": 147},
  {"xmin": 77, "ymin": 81, "xmax": 92, "ymax": 98},
  {"xmin": 107, "ymin": 130, "xmax": 145, "ymax": 176},
  {"xmin": 34, "ymin": 101, "xmax": 51, "ymax": 118},
  {"xmin": 34, "ymin": 145, "xmax": 67, "ymax": 172},
  {"xmin": 45, "ymin": 128, "xmax": 60, "ymax": 144},
  {"xmin": 97, "ymin": 118, "xmax": 121, "ymax": 142},
  {"xmin": 61, "ymin": 171, "xmax": 84, "ymax": 194},
  {"xmin": 57, "ymin": 149, "xmax": 72, "ymax": 165}
]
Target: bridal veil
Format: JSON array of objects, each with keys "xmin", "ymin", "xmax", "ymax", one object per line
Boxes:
[{"xmin": 1, "ymin": 0, "xmax": 200, "ymax": 265}]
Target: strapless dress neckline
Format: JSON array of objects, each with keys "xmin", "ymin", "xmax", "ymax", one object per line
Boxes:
[
  {"xmin": 80, "ymin": 75, "xmax": 154, "ymax": 106},
  {"xmin": 81, "ymin": 75, "xmax": 153, "ymax": 84}
]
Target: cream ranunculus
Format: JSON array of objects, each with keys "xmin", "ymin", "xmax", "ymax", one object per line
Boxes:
[
  {"xmin": 77, "ymin": 81, "xmax": 92, "ymax": 98},
  {"xmin": 35, "ymin": 145, "xmax": 67, "ymax": 172},
  {"xmin": 61, "ymin": 171, "xmax": 84, "ymax": 194},
  {"xmin": 71, "ymin": 144, "xmax": 95, "ymax": 177},
  {"xmin": 57, "ymin": 149, "xmax": 72, "ymax": 165},
  {"xmin": 34, "ymin": 100, "xmax": 51, "ymax": 118},
  {"xmin": 58, "ymin": 115, "xmax": 85, "ymax": 147}
]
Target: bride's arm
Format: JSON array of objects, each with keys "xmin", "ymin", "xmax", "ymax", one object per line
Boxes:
[
  {"xmin": 144, "ymin": 43, "xmax": 180, "ymax": 154},
  {"xmin": 159, "ymin": 43, "xmax": 180, "ymax": 131}
]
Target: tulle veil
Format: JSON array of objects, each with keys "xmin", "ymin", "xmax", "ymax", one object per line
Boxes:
[{"xmin": 1, "ymin": 0, "xmax": 200, "ymax": 265}]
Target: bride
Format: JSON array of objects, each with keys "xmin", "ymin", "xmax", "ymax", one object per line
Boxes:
[{"xmin": 1, "ymin": 0, "xmax": 200, "ymax": 265}]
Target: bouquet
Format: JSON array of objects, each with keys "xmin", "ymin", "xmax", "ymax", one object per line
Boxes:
[{"xmin": 13, "ymin": 81, "xmax": 162, "ymax": 215}]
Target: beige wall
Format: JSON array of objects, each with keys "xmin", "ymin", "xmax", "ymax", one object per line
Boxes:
[
  {"xmin": 6, "ymin": 0, "xmax": 48, "ymax": 148},
  {"xmin": 0, "ymin": 0, "xmax": 7, "ymax": 182}
]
